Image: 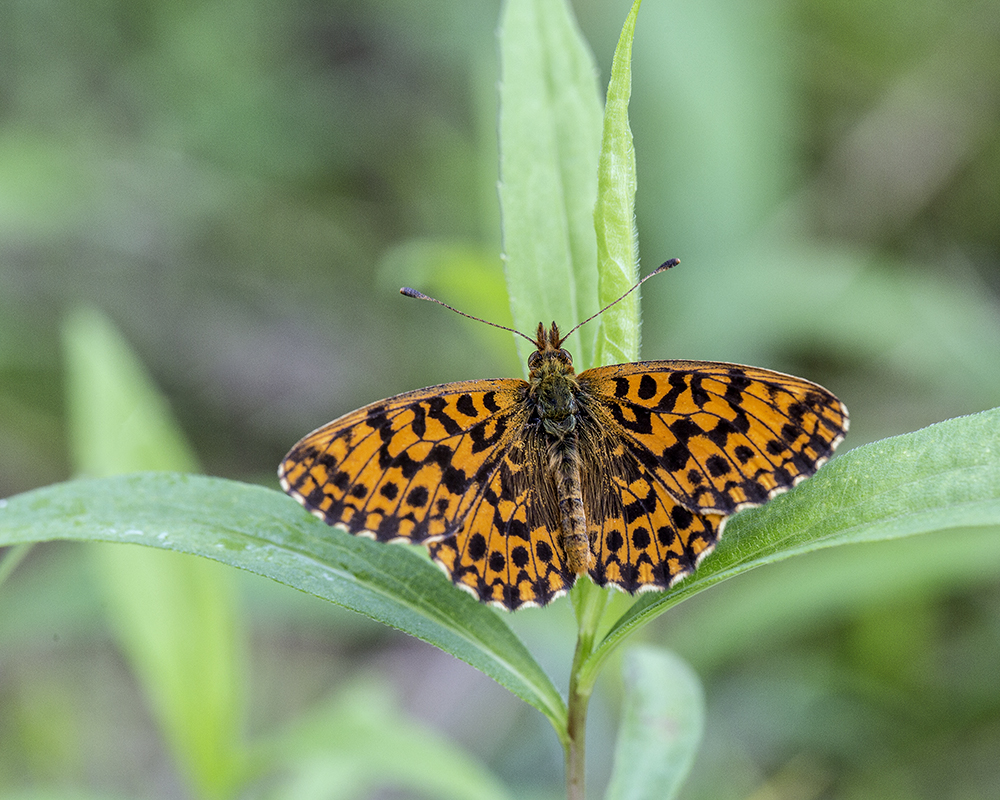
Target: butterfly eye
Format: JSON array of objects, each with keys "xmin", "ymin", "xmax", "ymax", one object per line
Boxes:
[{"xmin": 527, "ymin": 351, "xmax": 541, "ymax": 369}]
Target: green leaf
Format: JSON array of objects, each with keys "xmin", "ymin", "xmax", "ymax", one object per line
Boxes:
[
  {"xmin": 62, "ymin": 307, "xmax": 246, "ymax": 798},
  {"xmin": 594, "ymin": 0, "xmax": 642, "ymax": 367},
  {"xmin": 585, "ymin": 407, "xmax": 1000, "ymax": 683},
  {"xmin": 604, "ymin": 647, "xmax": 704, "ymax": 800},
  {"xmin": 662, "ymin": 524, "xmax": 1000, "ymax": 671},
  {"xmin": 0, "ymin": 473, "xmax": 568, "ymax": 736},
  {"xmin": 259, "ymin": 680, "xmax": 514, "ymax": 800},
  {"xmin": 498, "ymin": 0, "xmax": 604, "ymax": 368},
  {"xmin": 63, "ymin": 307, "xmax": 200, "ymax": 476},
  {"xmin": 90, "ymin": 542, "xmax": 246, "ymax": 797}
]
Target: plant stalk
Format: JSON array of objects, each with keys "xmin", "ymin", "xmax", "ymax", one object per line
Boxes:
[
  {"xmin": 565, "ymin": 580, "xmax": 611, "ymax": 799},
  {"xmin": 565, "ymin": 639, "xmax": 591, "ymax": 800}
]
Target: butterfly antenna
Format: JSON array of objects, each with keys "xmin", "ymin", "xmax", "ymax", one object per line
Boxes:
[
  {"xmin": 400, "ymin": 287, "xmax": 537, "ymax": 345},
  {"xmin": 561, "ymin": 258, "xmax": 679, "ymax": 341}
]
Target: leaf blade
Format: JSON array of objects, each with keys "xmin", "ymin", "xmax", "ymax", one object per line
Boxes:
[
  {"xmin": 587, "ymin": 407, "xmax": 1000, "ymax": 678},
  {"xmin": 0, "ymin": 473, "xmax": 568, "ymax": 733},
  {"xmin": 594, "ymin": 0, "xmax": 642, "ymax": 367},
  {"xmin": 498, "ymin": 0, "xmax": 604, "ymax": 366}
]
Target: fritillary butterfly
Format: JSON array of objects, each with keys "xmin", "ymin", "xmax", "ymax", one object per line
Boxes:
[{"xmin": 279, "ymin": 261, "xmax": 849, "ymax": 610}]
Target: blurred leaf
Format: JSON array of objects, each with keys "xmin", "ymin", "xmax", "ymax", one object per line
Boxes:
[
  {"xmin": 62, "ymin": 307, "xmax": 246, "ymax": 799},
  {"xmin": 661, "ymin": 523, "xmax": 1000, "ymax": 671},
  {"xmin": 0, "ymin": 135, "xmax": 90, "ymax": 237},
  {"xmin": 91, "ymin": 543, "xmax": 246, "ymax": 798},
  {"xmin": 63, "ymin": 307, "xmax": 199, "ymax": 476},
  {"xmin": 604, "ymin": 647, "xmax": 704, "ymax": 800},
  {"xmin": 0, "ymin": 542, "xmax": 32, "ymax": 590},
  {"xmin": 0, "ymin": 473, "xmax": 568, "ymax": 737},
  {"xmin": 498, "ymin": 0, "xmax": 604, "ymax": 368},
  {"xmin": 593, "ymin": 0, "xmax": 642, "ymax": 368},
  {"xmin": 630, "ymin": 0, "xmax": 796, "ymax": 264},
  {"xmin": 586, "ymin": 406, "xmax": 1000, "ymax": 682},
  {"xmin": 259, "ymin": 680, "xmax": 514, "ymax": 800}
]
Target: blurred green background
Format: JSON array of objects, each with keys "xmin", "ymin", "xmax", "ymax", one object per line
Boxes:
[{"xmin": 2, "ymin": 0, "xmax": 999, "ymax": 798}]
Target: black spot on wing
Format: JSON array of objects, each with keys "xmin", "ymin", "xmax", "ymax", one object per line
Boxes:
[
  {"xmin": 409, "ymin": 402, "xmax": 426, "ymax": 438},
  {"xmin": 631, "ymin": 526, "xmax": 650, "ymax": 549},
  {"xmin": 455, "ymin": 393, "xmax": 477, "ymax": 417},
  {"xmin": 427, "ymin": 396, "xmax": 463, "ymax": 436},
  {"xmin": 407, "ymin": 486, "xmax": 429, "ymax": 508},
  {"xmin": 705, "ymin": 454, "xmax": 731, "ymax": 478},
  {"xmin": 637, "ymin": 374, "xmax": 657, "ymax": 400},
  {"xmin": 467, "ymin": 533, "xmax": 487, "ymax": 560}
]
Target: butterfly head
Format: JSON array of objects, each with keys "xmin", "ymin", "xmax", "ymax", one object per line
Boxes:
[{"xmin": 527, "ymin": 322, "xmax": 574, "ymax": 376}]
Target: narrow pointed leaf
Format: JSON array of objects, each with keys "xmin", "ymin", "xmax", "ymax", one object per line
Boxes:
[
  {"xmin": 64, "ymin": 307, "xmax": 245, "ymax": 798},
  {"xmin": 499, "ymin": 0, "xmax": 604, "ymax": 366},
  {"xmin": 586, "ymin": 407, "xmax": 1000, "ymax": 681},
  {"xmin": 0, "ymin": 473, "xmax": 567, "ymax": 732},
  {"xmin": 594, "ymin": 0, "xmax": 642, "ymax": 367}
]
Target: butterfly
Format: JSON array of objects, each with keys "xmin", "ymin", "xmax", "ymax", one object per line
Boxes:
[{"xmin": 279, "ymin": 261, "xmax": 849, "ymax": 610}]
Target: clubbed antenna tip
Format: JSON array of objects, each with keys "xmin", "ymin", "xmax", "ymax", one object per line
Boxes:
[{"xmin": 400, "ymin": 286, "xmax": 535, "ymax": 344}]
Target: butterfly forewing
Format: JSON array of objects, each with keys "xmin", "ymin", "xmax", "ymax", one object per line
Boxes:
[
  {"xmin": 577, "ymin": 361, "xmax": 849, "ymax": 517},
  {"xmin": 279, "ymin": 379, "xmax": 530, "ymax": 544}
]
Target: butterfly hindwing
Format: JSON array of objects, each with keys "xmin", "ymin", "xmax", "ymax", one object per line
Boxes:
[
  {"xmin": 428, "ymin": 425, "xmax": 574, "ymax": 609},
  {"xmin": 571, "ymin": 409, "xmax": 721, "ymax": 593}
]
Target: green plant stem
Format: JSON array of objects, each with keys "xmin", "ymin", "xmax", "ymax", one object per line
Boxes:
[
  {"xmin": 566, "ymin": 579, "xmax": 612, "ymax": 799},
  {"xmin": 565, "ymin": 643, "xmax": 590, "ymax": 800}
]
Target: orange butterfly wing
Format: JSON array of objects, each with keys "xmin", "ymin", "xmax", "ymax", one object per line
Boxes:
[
  {"xmin": 574, "ymin": 360, "xmax": 848, "ymax": 592},
  {"xmin": 279, "ymin": 379, "xmax": 575, "ymax": 608},
  {"xmin": 428, "ymin": 422, "xmax": 575, "ymax": 609},
  {"xmin": 280, "ymin": 380, "xmax": 526, "ymax": 543}
]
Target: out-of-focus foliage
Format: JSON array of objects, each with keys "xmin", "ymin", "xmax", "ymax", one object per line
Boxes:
[{"xmin": 2, "ymin": 0, "xmax": 999, "ymax": 798}]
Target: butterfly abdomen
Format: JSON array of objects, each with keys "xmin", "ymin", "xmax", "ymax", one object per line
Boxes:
[
  {"xmin": 548, "ymin": 433, "xmax": 591, "ymax": 574},
  {"xmin": 529, "ymin": 332, "xmax": 593, "ymax": 575}
]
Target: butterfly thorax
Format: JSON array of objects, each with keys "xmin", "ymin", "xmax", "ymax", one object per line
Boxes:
[
  {"xmin": 527, "ymin": 322, "xmax": 580, "ymax": 436},
  {"xmin": 526, "ymin": 322, "xmax": 592, "ymax": 574}
]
